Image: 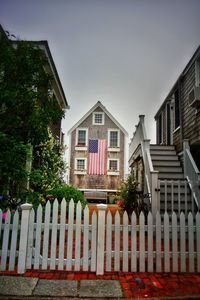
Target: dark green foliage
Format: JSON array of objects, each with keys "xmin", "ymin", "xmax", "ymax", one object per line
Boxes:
[
  {"xmin": 0, "ymin": 30, "xmax": 65, "ymax": 206},
  {"xmin": 30, "ymin": 133, "xmax": 66, "ymax": 195},
  {"xmin": 0, "ymin": 37, "xmax": 64, "ymax": 145},
  {"xmin": 119, "ymin": 174, "xmax": 149, "ymax": 218},
  {"xmin": 48, "ymin": 184, "xmax": 87, "ymax": 207},
  {"xmin": 0, "ymin": 132, "xmax": 28, "ymax": 195}
]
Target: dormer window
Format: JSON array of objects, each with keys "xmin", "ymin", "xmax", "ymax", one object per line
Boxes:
[{"xmin": 93, "ymin": 112, "xmax": 104, "ymax": 125}]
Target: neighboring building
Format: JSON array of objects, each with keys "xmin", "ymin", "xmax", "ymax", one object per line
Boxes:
[
  {"xmin": 0, "ymin": 25, "xmax": 69, "ymax": 145},
  {"xmin": 129, "ymin": 46, "xmax": 200, "ymax": 216},
  {"xmin": 68, "ymin": 101, "xmax": 128, "ymax": 200},
  {"xmin": 155, "ymin": 45, "xmax": 200, "ymax": 169},
  {"xmin": 34, "ymin": 40, "xmax": 69, "ymax": 144}
]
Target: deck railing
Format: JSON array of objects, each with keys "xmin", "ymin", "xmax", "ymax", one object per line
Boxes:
[
  {"xmin": 129, "ymin": 115, "xmax": 147, "ymax": 160},
  {"xmin": 183, "ymin": 140, "xmax": 200, "ymax": 209},
  {"xmin": 129, "ymin": 116, "xmax": 159, "ymax": 218}
]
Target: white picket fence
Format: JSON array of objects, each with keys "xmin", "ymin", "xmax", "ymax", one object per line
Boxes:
[{"xmin": 0, "ymin": 198, "xmax": 200, "ymax": 274}]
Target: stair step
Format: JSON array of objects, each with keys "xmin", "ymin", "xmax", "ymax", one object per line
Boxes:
[
  {"xmin": 150, "ymin": 144, "xmax": 175, "ymax": 151},
  {"xmin": 158, "ymin": 173, "xmax": 184, "ymax": 179},
  {"xmin": 152, "ymin": 155, "xmax": 179, "ymax": 161},
  {"xmin": 153, "ymin": 160, "xmax": 181, "ymax": 167},
  {"xmin": 155, "ymin": 166, "xmax": 183, "ymax": 173},
  {"xmin": 150, "ymin": 150, "xmax": 177, "ymax": 156}
]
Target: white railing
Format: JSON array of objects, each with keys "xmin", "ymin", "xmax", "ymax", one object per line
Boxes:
[
  {"xmin": 129, "ymin": 115, "xmax": 147, "ymax": 161},
  {"xmin": 129, "ymin": 116, "xmax": 159, "ymax": 218},
  {"xmin": 183, "ymin": 140, "xmax": 200, "ymax": 208},
  {"xmin": 159, "ymin": 179, "xmax": 196, "ymax": 215},
  {"xmin": 1, "ymin": 199, "xmax": 200, "ymax": 274}
]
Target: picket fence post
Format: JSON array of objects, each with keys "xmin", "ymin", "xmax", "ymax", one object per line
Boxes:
[
  {"xmin": 18, "ymin": 203, "xmax": 33, "ymax": 274},
  {"xmin": 96, "ymin": 203, "xmax": 107, "ymax": 275}
]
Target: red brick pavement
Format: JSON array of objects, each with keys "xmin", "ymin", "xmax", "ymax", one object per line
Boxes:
[{"xmin": 1, "ymin": 269, "xmax": 200, "ymax": 298}]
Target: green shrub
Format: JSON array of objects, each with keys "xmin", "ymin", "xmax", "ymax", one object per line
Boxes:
[
  {"xmin": 118, "ymin": 174, "xmax": 149, "ymax": 218},
  {"xmin": 20, "ymin": 191, "xmax": 45, "ymax": 209},
  {"xmin": 47, "ymin": 184, "xmax": 87, "ymax": 207},
  {"xmin": 0, "ymin": 191, "xmax": 43, "ymax": 211}
]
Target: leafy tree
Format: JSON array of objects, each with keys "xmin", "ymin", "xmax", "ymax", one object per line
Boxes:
[
  {"xmin": 0, "ymin": 132, "xmax": 27, "ymax": 196},
  {"xmin": 0, "ymin": 34, "xmax": 64, "ymax": 146},
  {"xmin": 30, "ymin": 132, "xmax": 66, "ymax": 195},
  {"xmin": 0, "ymin": 30, "xmax": 65, "ymax": 203}
]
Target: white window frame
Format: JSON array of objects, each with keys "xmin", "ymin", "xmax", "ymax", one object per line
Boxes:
[
  {"xmin": 107, "ymin": 158, "xmax": 119, "ymax": 175},
  {"xmin": 92, "ymin": 112, "xmax": 105, "ymax": 125},
  {"xmin": 108, "ymin": 129, "xmax": 120, "ymax": 151},
  {"xmin": 74, "ymin": 157, "xmax": 87, "ymax": 175},
  {"xmin": 75, "ymin": 127, "xmax": 88, "ymax": 150}
]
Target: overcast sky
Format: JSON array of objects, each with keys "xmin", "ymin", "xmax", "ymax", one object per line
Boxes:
[{"xmin": 1, "ymin": 0, "xmax": 200, "ymax": 147}]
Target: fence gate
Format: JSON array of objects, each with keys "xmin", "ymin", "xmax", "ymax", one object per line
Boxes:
[{"xmin": 0, "ymin": 199, "xmax": 200, "ymax": 274}]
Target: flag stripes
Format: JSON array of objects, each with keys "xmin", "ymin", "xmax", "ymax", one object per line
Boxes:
[{"xmin": 88, "ymin": 139, "xmax": 106, "ymax": 175}]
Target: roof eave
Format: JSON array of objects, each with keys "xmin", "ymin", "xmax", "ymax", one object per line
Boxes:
[
  {"xmin": 154, "ymin": 45, "xmax": 200, "ymax": 120},
  {"xmin": 68, "ymin": 101, "xmax": 128, "ymax": 136}
]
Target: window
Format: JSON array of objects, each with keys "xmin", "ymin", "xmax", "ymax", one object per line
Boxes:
[
  {"xmin": 108, "ymin": 129, "xmax": 120, "ymax": 148},
  {"xmin": 107, "ymin": 158, "xmax": 119, "ymax": 175},
  {"xmin": 77, "ymin": 159, "xmax": 85, "ymax": 170},
  {"xmin": 109, "ymin": 160, "xmax": 118, "ymax": 171},
  {"xmin": 93, "ymin": 112, "xmax": 104, "ymax": 125},
  {"xmin": 76, "ymin": 128, "xmax": 88, "ymax": 146},
  {"xmin": 74, "ymin": 158, "xmax": 87, "ymax": 174}
]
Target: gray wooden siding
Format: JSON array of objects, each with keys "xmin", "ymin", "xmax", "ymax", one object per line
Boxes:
[
  {"xmin": 181, "ymin": 64, "xmax": 200, "ymax": 146},
  {"xmin": 69, "ymin": 107, "xmax": 125, "ymax": 191},
  {"xmin": 156, "ymin": 58, "xmax": 200, "ymax": 153}
]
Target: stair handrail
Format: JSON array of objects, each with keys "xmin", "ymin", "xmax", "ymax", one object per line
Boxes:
[
  {"xmin": 129, "ymin": 115, "xmax": 160, "ymax": 219},
  {"xmin": 141, "ymin": 140, "xmax": 152, "ymax": 195},
  {"xmin": 142, "ymin": 139, "xmax": 160, "ymax": 217},
  {"xmin": 183, "ymin": 139, "xmax": 200, "ymax": 208},
  {"xmin": 129, "ymin": 115, "xmax": 147, "ymax": 161}
]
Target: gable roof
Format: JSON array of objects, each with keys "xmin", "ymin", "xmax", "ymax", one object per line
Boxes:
[{"xmin": 68, "ymin": 101, "xmax": 128, "ymax": 136}]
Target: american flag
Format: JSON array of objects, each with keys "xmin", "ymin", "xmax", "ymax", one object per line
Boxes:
[{"xmin": 88, "ymin": 139, "xmax": 107, "ymax": 175}]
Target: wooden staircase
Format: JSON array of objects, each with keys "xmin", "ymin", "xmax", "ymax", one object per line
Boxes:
[{"xmin": 150, "ymin": 145, "xmax": 196, "ymax": 214}]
